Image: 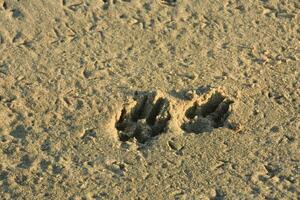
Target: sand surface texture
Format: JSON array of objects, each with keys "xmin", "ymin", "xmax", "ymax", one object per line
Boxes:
[{"xmin": 0, "ymin": 0, "xmax": 299, "ymax": 199}]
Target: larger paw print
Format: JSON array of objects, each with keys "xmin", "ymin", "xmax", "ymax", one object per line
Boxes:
[
  {"xmin": 115, "ymin": 92, "xmax": 171, "ymax": 143},
  {"xmin": 181, "ymin": 90, "xmax": 234, "ymax": 133}
]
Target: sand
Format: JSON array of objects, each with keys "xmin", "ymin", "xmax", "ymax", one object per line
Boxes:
[{"xmin": 0, "ymin": 0, "xmax": 299, "ymax": 199}]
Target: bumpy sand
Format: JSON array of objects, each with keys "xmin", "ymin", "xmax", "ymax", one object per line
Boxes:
[{"xmin": 0, "ymin": 0, "xmax": 299, "ymax": 199}]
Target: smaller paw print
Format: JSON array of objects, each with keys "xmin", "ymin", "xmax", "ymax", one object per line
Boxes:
[{"xmin": 182, "ymin": 91, "xmax": 234, "ymax": 133}]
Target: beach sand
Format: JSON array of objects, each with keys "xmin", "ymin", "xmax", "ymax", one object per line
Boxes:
[{"xmin": 0, "ymin": 0, "xmax": 299, "ymax": 199}]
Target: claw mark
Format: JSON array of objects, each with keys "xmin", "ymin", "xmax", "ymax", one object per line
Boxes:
[{"xmin": 3, "ymin": 1, "xmax": 8, "ymax": 10}]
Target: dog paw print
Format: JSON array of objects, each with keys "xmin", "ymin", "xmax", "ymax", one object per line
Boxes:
[
  {"xmin": 115, "ymin": 91, "xmax": 171, "ymax": 143},
  {"xmin": 181, "ymin": 90, "xmax": 234, "ymax": 133}
]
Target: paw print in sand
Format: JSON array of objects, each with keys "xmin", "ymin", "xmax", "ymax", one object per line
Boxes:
[
  {"xmin": 182, "ymin": 90, "xmax": 234, "ymax": 133},
  {"xmin": 115, "ymin": 91, "xmax": 171, "ymax": 143}
]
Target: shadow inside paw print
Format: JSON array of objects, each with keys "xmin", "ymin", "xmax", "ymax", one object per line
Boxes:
[
  {"xmin": 115, "ymin": 92, "xmax": 171, "ymax": 143},
  {"xmin": 182, "ymin": 91, "xmax": 234, "ymax": 133},
  {"xmin": 160, "ymin": 0, "xmax": 177, "ymax": 6}
]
